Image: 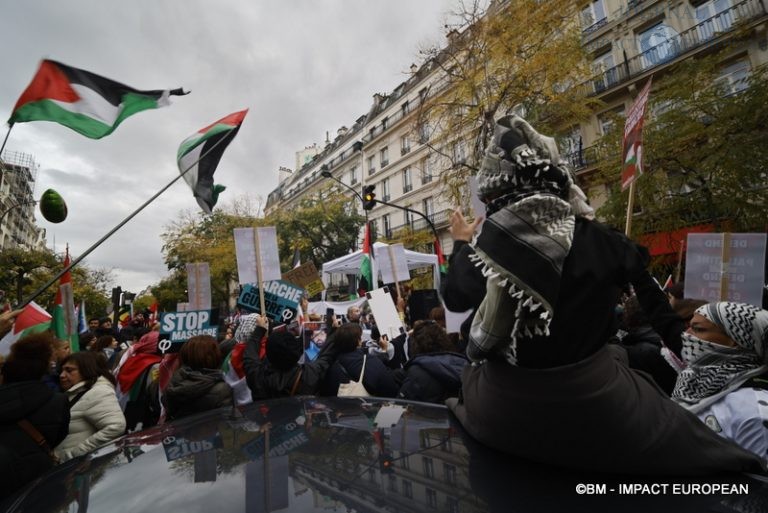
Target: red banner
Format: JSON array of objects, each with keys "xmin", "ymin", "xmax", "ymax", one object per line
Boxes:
[{"xmin": 621, "ymin": 79, "xmax": 653, "ymax": 190}]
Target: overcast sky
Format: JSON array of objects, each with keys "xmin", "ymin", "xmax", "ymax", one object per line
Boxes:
[{"xmin": 0, "ymin": 0, "xmax": 456, "ymax": 298}]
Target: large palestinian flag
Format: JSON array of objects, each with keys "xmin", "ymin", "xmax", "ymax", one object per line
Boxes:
[
  {"xmin": 9, "ymin": 59, "xmax": 187, "ymax": 139},
  {"xmin": 177, "ymin": 109, "xmax": 248, "ymax": 214}
]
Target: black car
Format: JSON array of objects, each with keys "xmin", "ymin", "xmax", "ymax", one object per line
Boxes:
[{"xmin": 3, "ymin": 397, "xmax": 767, "ymax": 513}]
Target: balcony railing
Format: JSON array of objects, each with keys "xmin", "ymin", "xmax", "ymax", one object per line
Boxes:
[
  {"xmin": 564, "ymin": 144, "xmax": 602, "ymax": 171},
  {"xmin": 386, "ymin": 208, "xmax": 452, "ymax": 237},
  {"xmin": 587, "ymin": 0, "xmax": 766, "ymax": 95}
]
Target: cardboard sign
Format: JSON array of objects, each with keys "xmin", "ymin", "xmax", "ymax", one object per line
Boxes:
[
  {"xmin": 282, "ymin": 261, "xmax": 325, "ymax": 295},
  {"xmin": 366, "ymin": 286, "xmax": 405, "ymax": 340},
  {"xmin": 237, "ymin": 281, "xmax": 303, "ymax": 323},
  {"xmin": 684, "ymin": 233, "xmax": 767, "ymax": 306},
  {"xmin": 374, "ymin": 244, "xmax": 410, "ymax": 284},
  {"xmin": 162, "ymin": 432, "xmax": 223, "ymax": 462},
  {"xmin": 234, "ymin": 227, "xmax": 282, "ymax": 285},
  {"xmin": 186, "ymin": 262, "xmax": 212, "ymax": 310},
  {"xmin": 158, "ymin": 309, "xmax": 219, "ymax": 354}
]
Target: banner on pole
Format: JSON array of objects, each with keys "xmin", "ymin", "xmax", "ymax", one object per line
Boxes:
[
  {"xmin": 621, "ymin": 79, "xmax": 653, "ymax": 191},
  {"xmin": 684, "ymin": 233, "xmax": 766, "ymax": 306},
  {"xmin": 237, "ymin": 280, "xmax": 303, "ymax": 323},
  {"xmin": 234, "ymin": 227, "xmax": 281, "ymax": 285},
  {"xmin": 186, "ymin": 262, "xmax": 211, "ymax": 310}
]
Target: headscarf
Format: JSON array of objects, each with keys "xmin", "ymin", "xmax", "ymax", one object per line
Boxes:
[
  {"xmin": 672, "ymin": 302, "xmax": 768, "ymax": 413},
  {"xmin": 467, "ymin": 115, "xmax": 592, "ymax": 364}
]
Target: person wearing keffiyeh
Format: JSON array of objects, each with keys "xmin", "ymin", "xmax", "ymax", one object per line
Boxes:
[{"xmin": 446, "ymin": 115, "xmax": 764, "ymax": 475}]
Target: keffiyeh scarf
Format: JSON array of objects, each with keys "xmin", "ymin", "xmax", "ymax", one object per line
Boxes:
[
  {"xmin": 672, "ymin": 302, "xmax": 768, "ymax": 413},
  {"xmin": 468, "ymin": 115, "xmax": 591, "ymax": 364}
]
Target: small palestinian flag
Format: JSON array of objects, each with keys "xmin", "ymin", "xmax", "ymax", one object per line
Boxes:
[
  {"xmin": 177, "ymin": 109, "xmax": 248, "ymax": 214},
  {"xmin": 9, "ymin": 59, "xmax": 187, "ymax": 139},
  {"xmin": 434, "ymin": 238, "xmax": 448, "ymax": 275},
  {"xmin": 0, "ymin": 302, "xmax": 52, "ymax": 356}
]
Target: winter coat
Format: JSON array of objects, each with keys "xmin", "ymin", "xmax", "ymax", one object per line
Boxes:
[
  {"xmin": 163, "ymin": 366, "xmax": 233, "ymax": 421},
  {"xmin": 321, "ymin": 349, "xmax": 399, "ymax": 397},
  {"xmin": 0, "ymin": 381, "xmax": 70, "ymax": 500},
  {"xmin": 397, "ymin": 352, "xmax": 468, "ymax": 403},
  {"xmin": 54, "ymin": 376, "xmax": 126, "ymax": 462},
  {"xmin": 244, "ymin": 326, "xmax": 339, "ymax": 399}
]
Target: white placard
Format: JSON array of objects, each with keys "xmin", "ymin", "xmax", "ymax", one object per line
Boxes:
[
  {"xmin": 186, "ymin": 262, "xmax": 211, "ymax": 310},
  {"xmin": 468, "ymin": 175, "xmax": 485, "ymax": 231},
  {"xmin": 176, "ymin": 302, "xmax": 190, "ymax": 312},
  {"xmin": 366, "ymin": 287, "xmax": 406, "ymax": 340},
  {"xmin": 684, "ymin": 233, "xmax": 766, "ymax": 306},
  {"xmin": 374, "ymin": 243, "xmax": 410, "ymax": 284},
  {"xmin": 444, "ymin": 305, "xmax": 472, "ymax": 334},
  {"xmin": 373, "ymin": 404, "xmax": 406, "ymax": 428},
  {"xmin": 234, "ymin": 227, "xmax": 282, "ymax": 285}
]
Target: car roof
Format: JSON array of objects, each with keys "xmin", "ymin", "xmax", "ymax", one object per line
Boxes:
[{"xmin": 4, "ymin": 396, "xmax": 766, "ymax": 513}]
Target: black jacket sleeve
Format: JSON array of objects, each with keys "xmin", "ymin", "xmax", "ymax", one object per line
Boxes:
[
  {"xmin": 243, "ymin": 326, "xmax": 268, "ymax": 398},
  {"xmin": 632, "ymin": 269, "xmax": 686, "ymax": 356},
  {"xmin": 299, "ymin": 340, "xmax": 340, "ymax": 393},
  {"xmin": 440, "ymin": 241, "xmax": 486, "ymax": 312}
]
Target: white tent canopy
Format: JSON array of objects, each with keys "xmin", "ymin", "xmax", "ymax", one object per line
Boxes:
[{"xmin": 321, "ymin": 242, "xmax": 440, "ymax": 297}]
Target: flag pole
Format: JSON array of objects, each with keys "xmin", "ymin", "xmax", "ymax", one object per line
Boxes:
[
  {"xmin": 17, "ymin": 129, "xmax": 238, "ymax": 308},
  {"xmin": 624, "ymin": 180, "xmax": 636, "ymax": 237},
  {"xmin": 0, "ymin": 124, "xmax": 13, "ymax": 157}
]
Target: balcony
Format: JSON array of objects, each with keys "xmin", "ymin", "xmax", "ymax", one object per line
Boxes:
[
  {"xmin": 587, "ymin": 0, "xmax": 766, "ymax": 95},
  {"xmin": 387, "ymin": 208, "xmax": 452, "ymax": 236},
  {"xmin": 564, "ymin": 144, "xmax": 601, "ymax": 171}
]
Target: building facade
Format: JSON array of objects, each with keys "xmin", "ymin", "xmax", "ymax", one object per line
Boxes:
[{"xmin": 0, "ymin": 150, "xmax": 46, "ymax": 251}]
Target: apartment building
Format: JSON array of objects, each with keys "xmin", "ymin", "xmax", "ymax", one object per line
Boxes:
[
  {"xmin": 0, "ymin": 150, "xmax": 46, "ymax": 250},
  {"xmin": 571, "ymin": 0, "xmax": 768, "ymax": 208}
]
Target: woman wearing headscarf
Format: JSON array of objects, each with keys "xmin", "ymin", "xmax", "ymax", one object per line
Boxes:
[
  {"xmin": 663, "ymin": 302, "xmax": 768, "ymax": 460},
  {"xmin": 447, "ymin": 115, "xmax": 763, "ymax": 475}
]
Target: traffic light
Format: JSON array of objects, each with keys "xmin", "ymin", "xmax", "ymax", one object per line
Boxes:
[
  {"xmin": 363, "ymin": 185, "xmax": 376, "ymax": 210},
  {"xmin": 379, "ymin": 451, "xmax": 395, "ymax": 473}
]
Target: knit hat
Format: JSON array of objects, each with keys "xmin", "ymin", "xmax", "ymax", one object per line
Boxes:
[{"xmin": 266, "ymin": 331, "xmax": 303, "ymax": 371}]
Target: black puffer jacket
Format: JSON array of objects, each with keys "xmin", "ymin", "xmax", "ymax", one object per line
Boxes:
[
  {"xmin": 397, "ymin": 352, "xmax": 468, "ymax": 403},
  {"xmin": 0, "ymin": 381, "xmax": 70, "ymax": 500},
  {"xmin": 163, "ymin": 366, "xmax": 233, "ymax": 421},
  {"xmin": 321, "ymin": 349, "xmax": 399, "ymax": 397}
]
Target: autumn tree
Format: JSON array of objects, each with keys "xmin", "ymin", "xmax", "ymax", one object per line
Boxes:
[
  {"xmin": 415, "ymin": 0, "xmax": 596, "ymax": 205},
  {"xmin": 593, "ymin": 55, "xmax": 768, "ymax": 240}
]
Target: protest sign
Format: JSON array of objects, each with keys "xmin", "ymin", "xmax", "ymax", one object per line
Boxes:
[
  {"xmin": 241, "ymin": 421, "xmax": 309, "ymax": 461},
  {"xmin": 233, "ymin": 227, "xmax": 282, "ymax": 285},
  {"xmin": 366, "ymin": 286, "xmax": 405, "ymax": 340},
  {"xmin": 186, "ymin": 262, "xmax": 211, "ymax": 310},
  {"xmin": 374, "ymin": 244, "xmax": 410, "ymax": 285},
  {"xmin": 237, "ymin": 280, "xmax": 303, "ymax": 323},
  {"xmin": 158, "ymin": 309, "xmax": 219, "ymax": 354},
  {"xmin": 621, "ymin": 79, "xmax": 652, "ymax": 190},
  {"xmin": 282, "ymin": 261, "xmax": 325, "ymax": 296},
  {"xmin": 684, "ymin": 233, "xmax": 766, "ymax": 306}
]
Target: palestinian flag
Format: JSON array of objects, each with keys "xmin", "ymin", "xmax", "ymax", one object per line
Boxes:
[
  {"xmin": 51, "ymin": 249, "xmax": 79, "ymax": 352},
  {"xmin": 434, "ymin": 238, "xmax": 448, "ymax": 274},
  {"xmin": 222, "ymin": 342, "xmax": 252, "ymax": 406},
  {"xmin": 357, "ymin": 221, "xmax": 374, "ymax": 296},
  {"xmin": 177, "ymin": 109, "xmax": 248, "ymax": 214},
  {"xmin": 0, "ymin": 302, "xmax": 52, "ymax": 356},
  {"xmin": 9, "ymin": 59, "xmax": 187, "ymax": 139}
]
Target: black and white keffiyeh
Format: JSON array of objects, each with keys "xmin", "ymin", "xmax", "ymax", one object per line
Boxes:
[
  {"xmin": 234, "ymin": 313, "xmax": 260, "ymax": 343},
  {"xmin": 672, "ymin": 302, "xmax": 768, "ymax": 413},
  {"xmin": 467, "ymin": 115, "xmax": 593, "ymax": 364}
]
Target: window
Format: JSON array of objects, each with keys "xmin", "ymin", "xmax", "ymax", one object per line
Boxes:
[
  {"xmin": 444, "ymin": 463, "xmax": 457, "ymax": 485},
  {"xmin": 452, "ymin": 140, "xmax": 467, "ymax": 165},
  {"xmin": 401, "ymin": 101, "xmax": 410, "ymax": 116},
  {"xmin": 400, "ymin": 454, "xmax": 410, "ymax": 470},
  {"xmin": 349, "ymin": 165, "xmax": 358, "ymax": 186},
  {"xmin": 592, "ymin": 50, "xmax": 616, "ymax": 92},
  {"xmin": 368, "ymin": 468, "xmax": 376, "ymax": 482},
  {"xmin": 370, "ymin": 219, "xmax": 378, "ymax": 239},
  {"xmin": 404, "ymin": 206, "xmax": 412, "ymax": 228},
  {"xmin": 696, "ymin": 0, "xmax": 734, "ymax": 41},
  {"xmin": 402, "ymin": 480, "xmax": 413, "ymax": 498},
  {"xmin": 383, "ymin": 214, "xmax": 391, "ymax": 238},
  {"xmin": 446, "ymin": 497, "xmax": 459, "ymax": 513},
  {"xmin": 581, "ymin": 0, "xmax": 606, "ymax": 32},
  {"xmin": 426, "ymin": 489, "xmax": 437, "ymax": 509},
  {"xmin": 418, "ymin": 121, "xmax": 431, "ymax": 143},
  {"xmin": 637, "ymin": 23, "xmax": 679, "ymax": 69},
  {"xmin": 422, "ymin": 157, "xmax": 433, "ymax": 184},
  {"xmin": 380, "ymin": 147, "xmax": 389, "ymax": 168},
  {"xmin": 598, "ymin": 107, "xmax": 623, "ymax": 137},
  {"xmin": 423, "ymin": 457, "xmax": 434, "ymax": 478},
  {"xmin": 560, "ymin": 127, "xmax": 583, "ymax": 168},
  {"xmin": 382, "ymin": 177, "xmax": 391, "ymax": 202},
  {"xmin": 382, "ymin": 117, "xmax": 389, "ymax": 130},
  {"xmin": 419, "ymin": 87, "xmax": 428, "ymax": 104},
  {"xmin": 368, "ymin": 156, "xmax": 376, "ymax": 175},
  {"xmin": 388, "ymin": 475, "xmax": 398, "ymax": 492},
  {"xmin": 402, "ymin": 167, "xmax": 412, "ymax": 193},
  {"xmin": 716, "ymin": 59, "xmax": 750, "ymax": 96},
  {"xmin": 400, "ymin": 135, "xmax": 411, "ymax": 155},
  {"xmin": 423, "ymin": 197, "xmax": 434, "ymax": 219}
]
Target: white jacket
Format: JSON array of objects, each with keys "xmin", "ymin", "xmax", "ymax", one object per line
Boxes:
[{"xmin": 54, "ymin": 376, "xmax": 126, "ymax": 461}]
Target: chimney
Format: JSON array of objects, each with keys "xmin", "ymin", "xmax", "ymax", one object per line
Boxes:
[{"xmin": 410, "ymin": 63, "xmax": 418, "ymax": 74}]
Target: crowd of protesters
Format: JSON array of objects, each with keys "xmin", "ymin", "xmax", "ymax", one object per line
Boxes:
[{"xmin": 3, "ymin": 114, "xmax": 768, "ymax": 500}]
